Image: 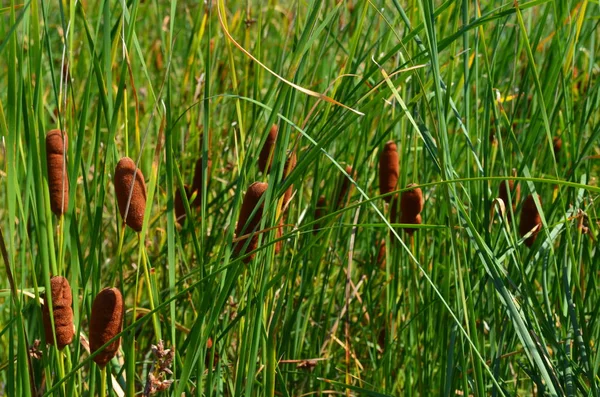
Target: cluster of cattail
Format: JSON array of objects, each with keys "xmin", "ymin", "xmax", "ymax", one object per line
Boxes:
[
  {"xmin": 46, "ymin": 130, "xmax": 69, "ymax": 216},
  {"xmin": 234, "ymin": 182, "xmax": 268, "ymax": 263},
  {"xmin": 248, "ymin": 125, "xmax": 300, "ymax": 257},
  {"xmin": 90, "ymin": 287, "xmax": 124, "ymax": 368},
  {"xmin": 41, "ymin": 279, "xmax": 124, "ymax": 368},
  {"xmin": 497, "ymin": 180, "xmax": 543, "ymax": 247},
  {"xmin": 378, "ymin": 140, "xmax": 424, "ymax": 234},
  {"xmin": 114, "ymin": 157, "xmax": 147, "ymax": 232},
  {"xmin": 42, "ymin": 276, "xmax": 74, "ymax": 349}
]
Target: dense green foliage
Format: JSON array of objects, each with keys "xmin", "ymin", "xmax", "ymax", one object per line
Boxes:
[{"xmin": 1, "ymin": 0, "xmax": 599, "ymax": 395}]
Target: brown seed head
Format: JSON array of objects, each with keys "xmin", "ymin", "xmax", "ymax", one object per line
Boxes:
[
  {"xmin": 519, "ymin": 194, "xmax": 542, "ymax": 247},
  {"xmin": 46, "ymin": 130, "xmax": 69, "ymax": 216},
  {"xmin": 400, "ymin": 213, "xmax": 422, "ymax": 235},
  {"xmin": 175, "ymin": 185, "xmax": 191, "ymax": 224},
  {"xmin": 42, "ymin": 276, "xmax": 74, "ymax": 349},
  {"xmin": 192, "ymin": 157, "xmax": 212, "ymax": 207},
  {"xmin": 377, "ymin": 327, "xmax": 386, "ymax": 351},
  {"xmin": 400, "ymin": 184, "xmax": 423, "ymax": 219},
  {"xmin": 205, "ymin": 337, "xmax": 219, "ymax": 368},
  {"xmin": 234, "ymin": 182, "xmax": 268, "ymax": 263},
  {"xmin": 313, "ymin": 195, "xmax": 327, "ymax": 234},
  {"xmin": 553, "ymin": 137, "xmax": 562, "ymax": 157},
  {"xmin": 258, "ymin": 124, "xmax": 278, "ymax": 173},
  {"xmin": 282, "ymin": 151, "xmax": 297, "ymax": 209},
  {"xmin": 90, "ymin": 287, "xmax": 124, "ymax": 368},
  {"xmin": 335, "ymin": 166, "xmax": 355, "ymax": 210},
  {"xmin": 498, "ymin": 180, "xmax": 521, "ymax": 221},
  {"xmin": 114, "ymin": 157, "xmax": 147, "ymax": 232},
  {"xmin": 379, "ymin": 141, "xmax": 399, "ymax": 202}
]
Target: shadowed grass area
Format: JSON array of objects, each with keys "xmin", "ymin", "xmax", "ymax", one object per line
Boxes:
[{"xmin": 1, "ymin": 0, "xmax": 599, "ymax": 396}]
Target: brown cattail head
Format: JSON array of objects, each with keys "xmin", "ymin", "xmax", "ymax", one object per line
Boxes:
[
  {"xmin": 114, "ymin": 157, "xmax": 147, "ymax": 232},
  {"xmin": 400, "ymin": 184, "xmax": 423, "ymax": 219},
  {"xmin": 335, "ymin": 166, "xmax": 355, "ymax": 210},
  {"xmin": 282, "ymin": 151, "xmax": 297, "ymax": 210},
  {"xmin": 258, "ymin": 124, "xmax": 278, "ymax": 173},
  {"xmin": 553, "ymin": 136, "xmax": 562, "ymax": 158},
  {"xmin": 205, "ymin": 337, "xmax": 219, "ymax": 368},
  {"xmin": 42, "ymin": 276, "xmax": 74, "ymax": 349},
  {"xmin": 379, "ymin": 141, "xmax": 399, "ymax": 202},
  {"xmin": 90, "ymin": 287, "xmax": 124, "ymax": 368},
  {"xmin": 519, "ymin": 194, "xmax": 542, "ymax": 247},
  {"xmin": 192, "ymin": 157, "xmax": 213, "ymax": 207},
  {"xmin": 46, "ymin": 130, "xmax": 69, "ymax": 216},
  {"xmin": 234, "ymin": 182, "xmax": 268, "ymax": 263},
  {"xmin": 377, "ymin": 327, "xmax": 386, "ymax": 351},
  {"xmin": 498, "ymin": 180, "xmax": 520, "ymax": 221},
  {"xmin": 313, "ymin": 195, "xmax": 327, "ymax": 234},
  {"xmin": 400, "ymin": 213, "xmax": 422, "ymax": 235},
  {"xmin": 175, "ymin": 185, "xmax": 191, "ymax": 224}
]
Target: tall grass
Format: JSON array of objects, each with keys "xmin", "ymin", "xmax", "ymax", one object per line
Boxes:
[{"xmin": 1, "ymin": 0, "xmax": 599, "ymax": 395}]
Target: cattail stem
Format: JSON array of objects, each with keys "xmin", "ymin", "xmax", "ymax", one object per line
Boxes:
[
  {"xmin": 64, "ymin": 351, "xmax": 77, "ymax": 397},
  {"xmin": 57, "ymin": 349, "xmax": 66, "ymax": 396},
  {"xmin": 99, "ymin": 366, "xmax": 107, "ymax": 397}
]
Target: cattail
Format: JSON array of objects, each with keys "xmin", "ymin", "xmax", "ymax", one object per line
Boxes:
[
  {"xmin": 234, "ymin": 182, "xmax": 268, "ymax": 263},
  {"xmin": 192, "ymin": 157, "xmax": 212, "ymax": 207},
  {"xmin": 313, "ymin": 195, "xmax": 327, "ymax": 234},
  {"xmin": 46, "ymin": 130, "xmax": 69, "ymax": 216},
  {"xmin": 399, "ymin": 184, "xmax": 423, "ymax": 235},
  {"xmin": 379, "ymin": 141, "xmax": 399, "ymax": 202},
  {"xmin": 90, "ymin": 287, "xmax": 124, "ymax": 368},
  {"xmin": 553, "ymin": 136, "xmax": 562, "ymax": 157},
  {"xmin": 377, "ymin": 327, "xmax": 386, "ymax": 351},
  {"xmin": 498, "ymin": 180, "xmax": 520, "ymax": 221},
  {"xmin": 400, "ymin": 213, "xmax": 422, "ymax": 235},
  {"xmin": 400, "ymin": 184, "xmax": 423, "ymax": 218},
  {"xmin": 282, "ymin": 151, "xmax": 297, "ymax": 210},
  {"xmin": 275, "ymin": 218, "xmax": 284, "ymax": 254},
  {"xmin": 519, "ymin": 194, "xmax": 542, "ymax": 247},
  {"xmin": 114, "ymin": 157, "xmax": 147, "ymax": 232},
  {"xmin": 205, "ymin": 337, "xmax": 219, "ymax": 368},
  {"xmin": 175, "ymin": 185, "xmax": 191, "ymax": 224},
  {"xmin": 42, "ymin": 276, "xmax": 74, "ymax": 349},
  {"xmin": 258, "ymin": 124, "xmax": 278, "ymax": 173},
  {"xmin": 335, "ymin": 166, "xmax": 355, "ymax": 210}
]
